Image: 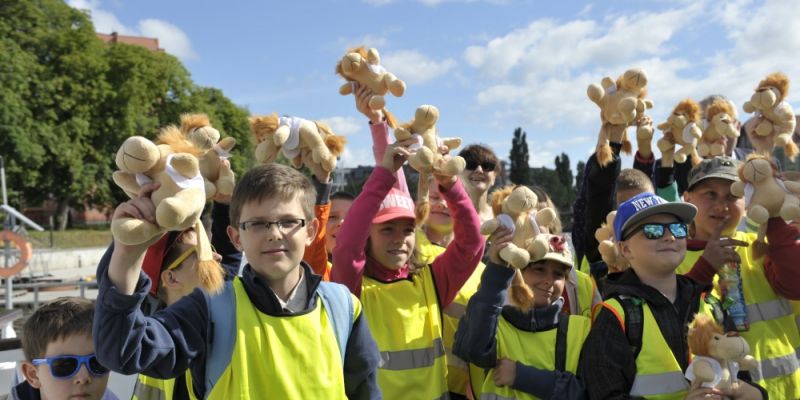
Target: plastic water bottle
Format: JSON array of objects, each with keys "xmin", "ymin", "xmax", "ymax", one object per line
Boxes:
[{"xmin": 720, "ymin": 261, "xmax": 749, "ymax": 332}]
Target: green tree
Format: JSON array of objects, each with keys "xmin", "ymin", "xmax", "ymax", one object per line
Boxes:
[
  {"xmin": 554, "ymin": 153, "xmax": 573, "ymax": 189},
  {"xmin": 509, "ymin": 127, "xmax": 530, "ymax": 185},
  {"xmin": 575, "ymin": 160, "xmax": 586, "ymax": 192}
]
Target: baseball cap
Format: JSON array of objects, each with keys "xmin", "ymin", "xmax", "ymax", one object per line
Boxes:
[
  {"xmin": 687, "ymin": 156, "xmax": 740, "ymax": 191},
  {"xmin": 372, "ymin": 188, "xmax": 416, "ymax": 224},
  {"xmin": 614, "ymin": 192, "xmax": 697, "ymax": 241},
  {"xmin": 529, "ymin": 234, "xmax": 573, "ymax": 269}
]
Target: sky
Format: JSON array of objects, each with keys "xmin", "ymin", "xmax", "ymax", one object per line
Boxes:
[{"xmin": 68, "ymin": 0, "xmax": 800, "ymax": 172}]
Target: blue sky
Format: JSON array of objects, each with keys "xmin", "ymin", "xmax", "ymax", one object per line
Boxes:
[{"xmin": 69, "ymin": 0, "xmax": 798, "ymax": 172}]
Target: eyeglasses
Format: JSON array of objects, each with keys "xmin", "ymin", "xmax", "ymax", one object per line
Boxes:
[
  {"xmin": 239, "ymin": 219, "xmax": 306, "ymax": 234},
  {"xmin": 31, "ymin": 354, "xmax": 109, "ymax": 379},
  {"xmin": 626, "ymin": 222, "xmax": 688, "ymax": 240},
  {"xmin": 465, "ymin": 160, "xmax": 496, "ymax": 172}
]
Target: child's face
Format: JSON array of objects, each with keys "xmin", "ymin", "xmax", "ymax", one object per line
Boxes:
[
  {"xmin": 683, "ymin": 178, "xmax": 744, "ymax": 239},
  {"xmin": 619, "ymin": 214, "xmax": 687, "ymax": 275},
  {"xmin": 228, "ymin": 196, "xmax": 316, "ymax": 281},
  {"xmin": 325, "ymin": 198, "xmax": 353, "ymax": 255},
  {"xmin": 23, "ymin": 333, "xmax": 109, "ymax": 400},
  {"xmin": 522, "ymin": 260, "xmax": 568, "ymax": 308},
  {"xmin": 427, "ymin": 181, "xmax": 452, "ymax": 231},
  {"xmin": 368, "ymin": 218, "xmax": 416, "ymax": 269}
]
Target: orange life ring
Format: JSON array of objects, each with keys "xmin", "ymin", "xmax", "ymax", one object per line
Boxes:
[{"xmin": 0, "ymin": 231, "xmax": 31, "ymax": 277}]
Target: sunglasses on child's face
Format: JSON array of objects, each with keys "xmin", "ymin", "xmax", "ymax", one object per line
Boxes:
[
  {"xmin": 465, "ymin": 160, "xmax": 496, "ymax": 172},
  {"xmin": 32, "ymin": 354, "xmax": 109, "ymax": 379},
  {"xmin": 629, "ymin": 222, "xmax": 688, "ymax": 240}
]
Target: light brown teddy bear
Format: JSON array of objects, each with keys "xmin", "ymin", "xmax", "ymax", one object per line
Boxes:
[
  {"xmin": 731, "ymin": 153, "xmax": 800, "ymax": 247},
  {"xmin": 394, "ymin": 105, "xmax": 465, "ymax": 223},
  {"xmin": 742, "ymin": 72, "xmax": 798, "ymax": 161},
  {"xmin": 594, "ymin": 211, "xmax": 629, "ymax": 273},
  {"xmin": 657, "ymin": 99, "xmax": 702, "ymax": 166},
  {"xmin": 250, "ymin": 113, "xmax": 346, "ymax": 173},
  {"xmin": 587, "ymin": 68, "xmax": 655, "ymax": 166},
  {"xmin": 112, "ymin": 127, "xmax": 207, "ymax": 246},
  {"xmin": 179, "ymin": 113, "xmax": 236, "ymax": 199},
  {"xmin": 686, "ymin": 314, "xmax": 756, "ymax": 392},
  {"xmin": 337, "ymin": 47, "xmax": 405, "ymax": 111},
  {"xmin": 698, "ymin": 100, "xmax": 739, "ymax": 158},
  {"xmin": 480, "ymin": 186, "xmax": 556, "ymax": 310}
]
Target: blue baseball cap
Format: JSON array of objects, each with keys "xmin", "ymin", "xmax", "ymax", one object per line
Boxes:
[{"xmin": 613, "ymin": 193, "xmax": 697, "ymax": 241}]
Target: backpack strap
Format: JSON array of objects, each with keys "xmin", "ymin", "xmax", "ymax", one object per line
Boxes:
[
  {"xmin": 554, "ymin": 315, "xmax": 569, "ymax": 372},
  {"xmin": 618, "ymin": 296, "xmax": 644, "ymax": 360},
  {"xmin": 204, "ymin": 280, "xmax": 236, "ymax": 399},
  {"xmin": 317, "ymin": 282, "xmax": 355, "ymax": 365}
]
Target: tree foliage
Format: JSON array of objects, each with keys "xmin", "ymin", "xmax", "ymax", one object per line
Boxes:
[
  {"xmin": 509, "ymin": 127, "xmax": 530, "ymax": 185},
  {"xmin": 0, "ymin": 0, "xmax": 252, "ymax": 229}
]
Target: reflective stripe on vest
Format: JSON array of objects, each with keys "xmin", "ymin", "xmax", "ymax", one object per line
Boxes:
[
  {"xmin": 747, "ymin": 297, "xmax": 792, "ymax": 324},
  {"xmin": 361, "ymin": 266, "xmax": 448, "ymax": 399},
  {"xmin": 750, "ymin": 347, "xmax": 800, "ymax": 382},
  {"xmin": 630, "ymin": 371, "xmax": 689, "ymax": 398},
  {"xmin": 480, "ymin": 315, "xmax": 590, "ymax": 400},
  {"xmin": 380, "ymin": 337, "xmax": 446, "ymax": 370},
  {"xmin": 132, "ymin": 376, "xmax": 169, "ymax": 400}
]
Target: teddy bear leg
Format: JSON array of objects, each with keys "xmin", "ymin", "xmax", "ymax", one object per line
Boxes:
[
  {"xmin": 394, "ymin": 127, "xmax": 412, "ymax": 142},
  {"xmin": 216, "ymin": 163, "xmax": 235, "ymax": 196},
  {"xmin": 780, "ymin": 196, "xmax": 800, "ymax": 221},
  {"xmin": 440, "ymin": 156, "xmax": 466, "ymax": 176},
  {"xmin": 526, "ymin": 237, "xmax": 549, "ymax": 261},
  {"xmin": 696, "ymin": 143, "xmax": 709, "ymax": 158},
  {"xmin": 674, "ymin": 148, "xmax": 688, "ymax": 164},
  {"xmin": 111, "ymin": 217, "xmax": 162, "ymax": 246},
  {"xmin": 204, "ymin": 179, "xmax": 217, "ymax": 200},
  {"xmin": 775, "ymin": 133, "xmax": 792, "ymax": 146},
  {"xmin": 156, "ymin": 188, "xmax": 206, "ymax": 230},
  {"xmin": 749, "ymin": 205, "xmax": 770, "ymax": 225},
  {"xmin": 500, "ymin": 244, "xmax": 530, "ymax": 269},
  {"xmin": 273, "ymin": 125, "xmax": 290, "ymax": 146},
  {"xmin": 409, "ymin": 147, "xmax": 435, "ymax": 172},
  {"xmin": 368, "ymin": 95, "xmax": 386, "ymax": 110},
  {"xmin": 586, "ymin": 84, "xmax": 605, "ymax": 106}
]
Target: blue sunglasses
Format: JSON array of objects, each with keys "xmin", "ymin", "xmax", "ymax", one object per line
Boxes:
[{"xmin": 31, "ymin": 354, "xmax": 109, "ymax": 379}]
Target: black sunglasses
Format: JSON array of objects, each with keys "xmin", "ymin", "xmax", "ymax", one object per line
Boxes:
[
  {"xmin": 465, "ymin": 160, "xmax": 496, "ymax": 171},
  {"xmin": 625, "ymin": 222, "xmax": 688, "ymax": 240},
  {"xmin": 31, "ymin": 354, "xmax": 109, "ymax": 379}
]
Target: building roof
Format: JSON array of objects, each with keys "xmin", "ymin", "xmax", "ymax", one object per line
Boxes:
[{"xmin": 96, "ymin": 32, "xmax": 162, "ymax": 52}]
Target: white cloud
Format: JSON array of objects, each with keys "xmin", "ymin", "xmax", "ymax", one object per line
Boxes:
[
  {"xmin": 338, "ymin": 147, "xmax": 374, "ymax": 167},
  {"xmin": 578, "ymin": 3, "xmax": 593, "ymax": 16},
  {"xmin": 382, "ymin": 50, "xmax": 457, "ymax": 85},
  {"xmin": 362, "ymin": 0, "xmax": 508, "ymax": 7},
  {"xmin": 336, "ymin": 34, "xmax": 390, "ymax": 50},
  {"xmin": 319, "ymin": 116, "xmax": 364, "ymax": 137},
  {"xmin": 68, "ymin": 0, "xmax": 197, "ymax": 61}
]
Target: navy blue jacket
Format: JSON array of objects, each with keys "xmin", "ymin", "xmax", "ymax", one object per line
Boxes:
[
  {"xmin": 93, "ymin": 245, "xmax": 382, "ymax": 399},
  {"xmin": 454, "ymin": 262, "xmax": 587, "ymax": 400}
]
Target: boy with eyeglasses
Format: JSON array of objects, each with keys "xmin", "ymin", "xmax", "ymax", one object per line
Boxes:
[
  {"xmin": 93, "ymin": 163, "xmax": 381, "ymax": 399},
  {"xmin": 15, "ymin": 297, "xmax": 117, "ymax": 400},
  {"xmin": 579, "ymin": 192, "xmax": 765, "ymax": 399}
]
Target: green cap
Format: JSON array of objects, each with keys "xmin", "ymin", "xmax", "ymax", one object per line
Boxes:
[{"xmin": 687, "ymin": 156, "xmax": 740, "ymax": 190}]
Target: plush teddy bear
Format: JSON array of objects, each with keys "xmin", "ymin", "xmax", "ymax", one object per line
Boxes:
[
  {"xmin": 656, "ymin": 99, "xmax": 702, "ymax": 166},
  {"xmin": 698, "ymin": 100, "xmax": 739, "ymax": 158},
  {"xmin": 179, "ymin": 113, "xmax": 236, "ymax": 199},
  {"xmin": 250, "ymin": 113, "xmax": 346, "ymax": 173},
  {"xmin": 394, "ymin": 105, "xmax": 466, "ymax": 223},
  {"xmin": 594, "ymin": 211, "xmax": 629, "ymax": 273},
  {"xmin": 742, "ymin": 72, "xmax": 798, "ymax": 160},
  {"xmin": 337, "ymin": 46, "xmax": 405, "ymax": 120},
  {"xmin": 480, "ymin": 185, "xmax": 557, "ymax": 310},
  {"xmin": 112, "ymin": 127, "xmax": 207, "ymax": 246},
  {"xmin": 587, "ymin": 68, "xmax": 654, "ymax": 166},
  {"xmin": 685, "ymin": 314, "xmax": 756, "ymax": 392},
  {"xmin": 730, "ymin": 154, "xmax": 800, "ymax": 248}
]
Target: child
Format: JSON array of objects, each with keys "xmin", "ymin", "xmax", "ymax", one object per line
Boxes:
[
  {"xmin": 325, "ymin": 191, "xmax": 355, "ymax": 258},
  {"xmin": 331, "ymin": 140, "xmax": 485, "ymax": 399},
  {"xmin": 454, "ymin": 231, "xmax": 590, "ymax": 399},
  {"xmin": 680, "ymin": 156, "xmax": 800, "ymax": 398},
  {"xmin": 579, "ymin": 192, "xmax": 765, "ymax": 399},
  {"xmin": 93, "ymin": 164, "xmax": 381, "ymax": 399},
  {"xmin": 15, "ymin": 297, "xmax": 116, "ymax": 400}
]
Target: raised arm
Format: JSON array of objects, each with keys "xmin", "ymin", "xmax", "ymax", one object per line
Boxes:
[
  {"xmin": 763, "ymin": 218, "xmax": 800, "ymax": 299},
  {"xmin": 303, "ymin": 170, "xmax": 333, "ymax": 280},
  {"xmin": 430, "ymin": 174, "xmax": 486, "ymax": 307}
]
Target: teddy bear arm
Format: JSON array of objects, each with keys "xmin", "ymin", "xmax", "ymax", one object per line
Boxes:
[
  {"xmin": 743, "ymin": 101, "xmax": 756, "ymax": 114},
  {"xmin": 730, "ymin": 181, "xmax": 745, "ymax": 198},
  {"xmin": 480, "ymin": 219, "xmax": 500, "ymax": 236},
  {"xmin": 383, "ymin": 73, "xmax": 406, "ymax": 97},
  {"xmin": 586, "ymin": 84, "xmax": 605, "ymax": 105},
  {"xmin": 783, "ymin": 181, "xmax": 800, "ymax": 194},
  {"xmin": 339, "ymin": 82, "xmax": 354, "ymax": 95},
  {"xmin": 394, "ymin": 127, "xmax": 412, "ymax": 141},
  {"xmin": 737, "ymin": 355, "xmax": 757, "ymax": 371},
  {"xmin": 112, "ymin": 171, "xmax": 141, "ymax": 199},
  {"xmin": 368, "ymin": 95, "xmax": 386, "ymax": 110},
  {"xmin": 692, "ymin": 360, "xmax": 717, "ymax": 383}
]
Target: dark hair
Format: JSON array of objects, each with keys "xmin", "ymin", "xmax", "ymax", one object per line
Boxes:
[
  {"xmin": 458, "ymin": 144, "xmax": 502, "ymax": 174},
  {"xmin": 616, "ymin": 168, "xmax": 654, "ymax": 194},
  {"xmin": 527, "ymin": 185, "xmax": 563, "ymax": 234},
  {"xmin": 331, "ymin": 191, "xmax": 355, "ymax": 201},
  {"xmin": 21, "ymin": 297, "xmax": 95, "ymax": 360},
  {"xmin": 230, "ymin": 164, "xmax": 316, "ymax": 227}
]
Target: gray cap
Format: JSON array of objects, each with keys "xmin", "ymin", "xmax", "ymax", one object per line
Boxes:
[{"xmin": 687, "ymin": 156, "xmax": 740, "ymax": 190}]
